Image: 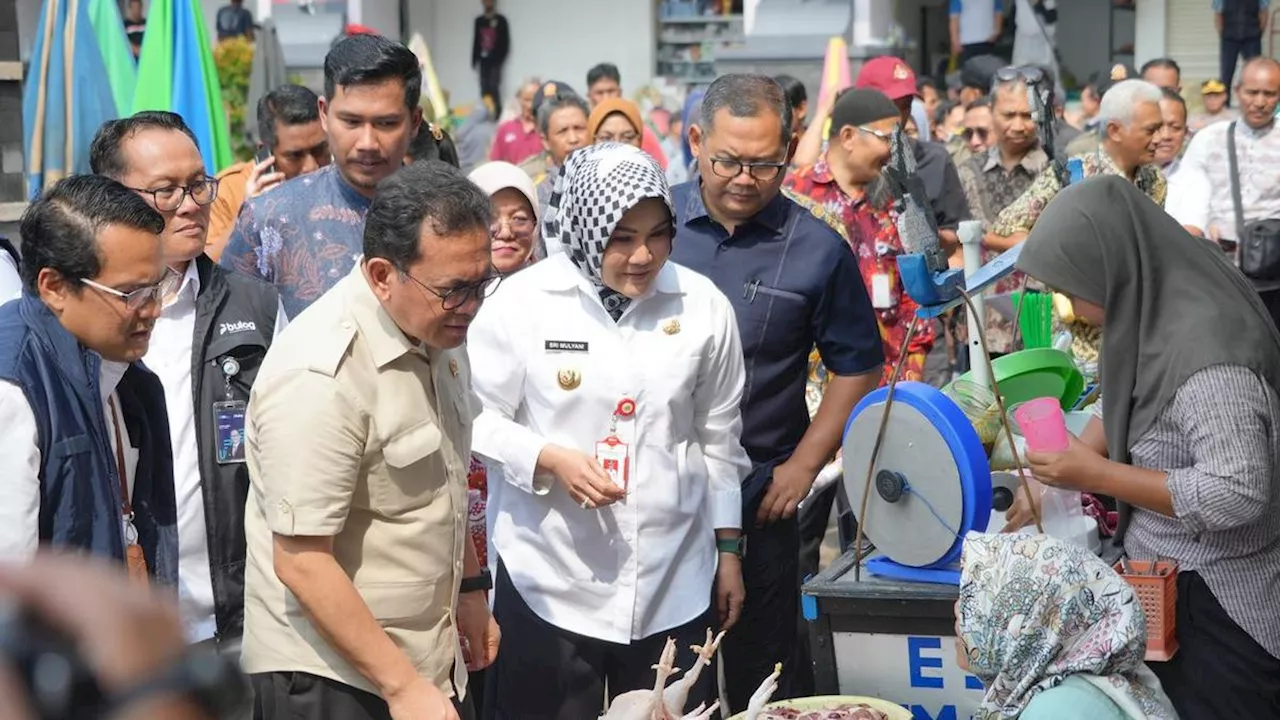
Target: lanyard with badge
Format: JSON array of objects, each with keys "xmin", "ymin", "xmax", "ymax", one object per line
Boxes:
[
  {"xmin": 213, "ymin": 357, "xmax": 247, "ymax": 465},
  {"xmin": 596, "ymin": 398, "xmax": 636, "ymax": 492},
  {"xmin": 107, "ymin": 395, "xmax": 149, "ymax": 586}
]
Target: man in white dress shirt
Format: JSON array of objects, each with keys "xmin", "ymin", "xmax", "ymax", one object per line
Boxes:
[
  {"xmin": 0, "ymin": 238, "xmax": 21, "ymax": 302},
  {"xmin": 89, "ymin": 111, "xmax": 288, "ymax": 654},
  {"xmin": 0, "ymin": 175, "xmax": 178, "ymax": 583},
  {"xmin": 1167, "ymin": 57, "xmax": 1280, "ymax": 328}
]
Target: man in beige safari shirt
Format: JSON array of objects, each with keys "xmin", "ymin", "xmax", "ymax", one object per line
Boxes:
[{"xmin": 241, "ymin": 161, "xmax": 501, "ymax": 720}]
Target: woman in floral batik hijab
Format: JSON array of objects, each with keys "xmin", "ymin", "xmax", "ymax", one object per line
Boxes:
[{"xmin": 956, "ymin": 532, "xmax": 1176, "ymax": 720}]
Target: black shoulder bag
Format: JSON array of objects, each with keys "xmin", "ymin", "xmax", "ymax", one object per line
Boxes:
[{"xmin": 1226, "ymin": 121, "xmax": 1280, "ymax": 281}]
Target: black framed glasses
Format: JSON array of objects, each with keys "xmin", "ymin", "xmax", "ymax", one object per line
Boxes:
[
  {"xmin": 709, "ymin": 158, "xmax": 788, "ymax": 182},
  {"xmin": 403, "ymin": 267, "xmax": 504, "ymax": 310},
  {"xmin": 80, "ymin": 267, "xmax": 182, "ymax": 310},
  {"xmin": 962, "ymin": 127, "xmax": 992, "ymax": 142},
  {"xmin": 129, "ymin": 178, "xmax": 220, "ymax": 212}
]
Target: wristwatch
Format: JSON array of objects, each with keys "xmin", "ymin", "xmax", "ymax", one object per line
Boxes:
[
  {"xmin": 460, "ymin": 568, "xmax": 493, "ymax": 594},
  {"xmin": 716, "ymin": 537, "xmax": 746, "ymax": 558}
]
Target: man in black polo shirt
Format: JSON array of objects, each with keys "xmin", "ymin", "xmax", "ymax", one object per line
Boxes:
[{"xmin": 670, "ymin": 74, "xmax": 884, "ymax": 711}]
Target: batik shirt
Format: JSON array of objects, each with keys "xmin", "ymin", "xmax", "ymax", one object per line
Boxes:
[
  {"xmin": 785, "ymin": 158, "xmax": 935, "ymax": 385},
  {"xmin": 990, "ymin": 149, "xmax": 1167, "ymax": 237},
  {"xmin": 220, "ymin": 164, "xmax": 371, "ymax": 318},
  {"xmin": 957, "ymin": 146, "xmax": 1050, "ymax": 353}
]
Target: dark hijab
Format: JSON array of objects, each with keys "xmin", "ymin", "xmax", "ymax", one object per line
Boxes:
[{"xmin": 1017, "ymin": 176, "xmax": 1280, "ymax": 475}]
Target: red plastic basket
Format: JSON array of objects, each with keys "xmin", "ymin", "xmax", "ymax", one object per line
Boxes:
[{"xmin": 1114, "ymin": 560, "xmax": 1178, "ymax": 662}]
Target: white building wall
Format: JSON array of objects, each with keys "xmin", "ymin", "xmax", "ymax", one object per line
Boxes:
[{"xmin": 405, "ymin": 0, "xmax": 656, "ymax": 108}]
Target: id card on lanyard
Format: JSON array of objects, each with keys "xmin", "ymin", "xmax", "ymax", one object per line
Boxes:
[
  {"xmin": 596, "ymin": 398, "xmax": 636, "ymax": 492},
  {"xmin": 214, "ymin": 357, "xmax": 247, "ymax": 465}
]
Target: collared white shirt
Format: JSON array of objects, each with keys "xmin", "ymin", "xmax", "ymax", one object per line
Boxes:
[
  {"xmin": 0, "ymin": 355, "xmax": 134, "ymax": 559},
  {"xmin": 468, "ymin": 254, "xmax": 749, "ymax": 644},
  {"xmin": 0, "ymin": 252, "xmax": 20, "ymax": 302},
  {"xmin": 145, "ymin": 261, "xmax": 289, "ymax": 642},
  {"xmin": 1168, "ymin": 120, "xmax": 1280, "ymax": 239}
]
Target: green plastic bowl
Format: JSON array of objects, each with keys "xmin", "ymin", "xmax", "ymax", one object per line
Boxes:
[{"xmin": 956, "ymin": 348, "xmax": 1084, "ymax": 410}]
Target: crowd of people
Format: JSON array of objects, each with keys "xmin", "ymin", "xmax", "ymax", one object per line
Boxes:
[{"xmin": 2, "ymin": 7, "xmax": 1280, "ymax": 720}]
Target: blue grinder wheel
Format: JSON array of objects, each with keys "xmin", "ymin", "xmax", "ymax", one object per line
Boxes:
[{"xmin": 841, "ymin": 382, "xmax": 992, "ymax": 570}]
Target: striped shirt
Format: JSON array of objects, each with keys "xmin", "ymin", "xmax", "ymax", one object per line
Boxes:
[{"xmin": 1122, "ymin": 364, "xmax": 1280, "ymax": 658}]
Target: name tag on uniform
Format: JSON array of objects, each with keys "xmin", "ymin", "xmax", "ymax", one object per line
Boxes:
[
  {"xmin": 871, "ymin": 273, "xmax": 895, "ymax": 309},
  {"xmin": 545, "ymin": 340, "xmax": 589, "ymax": 353},
  {"xmin": 595, "ymin": 436, "xmax": 629, "ymax": 491}
]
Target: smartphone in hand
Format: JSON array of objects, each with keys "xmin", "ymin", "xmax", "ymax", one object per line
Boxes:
[{"xmin": 255, "ymin": 145, "xmax": 273, "ymax": 164}]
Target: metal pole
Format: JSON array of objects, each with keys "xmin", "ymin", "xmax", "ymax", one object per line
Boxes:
[{"xmin": 958, "ymin": 220, "xmax": 991, "ymax": 392}]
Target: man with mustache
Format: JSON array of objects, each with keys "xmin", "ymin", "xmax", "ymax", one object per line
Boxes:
[
  {"xmin": 957, "ymin": 67, "xmax": 1050, "ymax": 357},
  {"xmin": 89, "ymin": 111, "xmax": 287, "ymax": 672},
  {"xmin": 221, "ymin": 33, "xmax": 423, "ymax": 317},
  {"xmin": 0, "ymin": 175, "xmax": 177, "ymax": 583}
]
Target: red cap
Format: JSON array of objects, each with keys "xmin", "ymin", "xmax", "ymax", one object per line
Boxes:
[
  {"xmin": 344, "ymin": 23, "xmax": 379, "ymax": 36},
  {"xmin": 855, "ymin": 56, "xmax": 917, "ymax": 101}
]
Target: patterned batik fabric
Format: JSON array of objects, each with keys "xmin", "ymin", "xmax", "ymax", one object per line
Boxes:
[
  {"xmin": 543, "ymin": 142, "xmax": 673, "ymax": 321},
  {"xmin": 957, "ymin": 147, "xmax": 1050, "ymax": 354},
  {"xmin": 784, "ymin": 160, "xmax": 934, "ymax": 383},
  {"xmin": 467, "ymin": 456, "xmax": 489, "ymax": 567},
  {"xmin": 958, "ymin": 532, "xmax": 1177, "ymax": 720},
  {"xmin": 990, "ymin": 150, "xmax": 1166, "ymax": 237}
]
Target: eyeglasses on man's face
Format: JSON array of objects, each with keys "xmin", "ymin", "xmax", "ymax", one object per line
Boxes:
[
  {"xmin": 402, "ymin": 267, "xmax": 505, "ymax": 311},
  {"xmin": 129, "ymin": 178, "xmax": 220, "ymax": 212},
  {"xmin": 708, "ymin": 157, "xmax": 788, "ymax": 182},
  {"xmin": 80, "ymin": 267, "xmax": 181, "ymax": 310}
]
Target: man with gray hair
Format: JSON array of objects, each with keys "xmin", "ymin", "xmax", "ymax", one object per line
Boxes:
[
  {"xmin": 517, "ymin": 82, "xmax": 589, "ymax": 219},
  {"xmin": 989, "ymin": 78, "xmax": 1167, "ymax": 237}
]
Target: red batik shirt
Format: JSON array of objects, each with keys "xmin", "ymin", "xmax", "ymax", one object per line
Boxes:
[{"xmin": 785, "ymin": 159, "xmax": 935, "ymax": 383}]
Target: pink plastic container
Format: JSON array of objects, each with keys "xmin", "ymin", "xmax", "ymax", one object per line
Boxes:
[{"xmin": 1014, "ymin": 397, "xmax": 1071, "ymax": 453}]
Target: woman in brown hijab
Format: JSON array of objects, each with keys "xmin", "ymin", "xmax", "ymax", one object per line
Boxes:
[
  {"xmin": 1012, "ymin": 175, "xmax": 1280, "ymax": 719},
  {"xmin": 588, "ymin": 98, "xmax": 645, "ymax": 149}
]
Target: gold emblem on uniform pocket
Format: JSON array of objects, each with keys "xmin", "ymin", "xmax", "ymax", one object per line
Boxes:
[
  {"xmin": 557, "ymin": 367, "xmax": 582, "ymax": 390},
  {"xmin": 662, "ymin": 318, "xmax": 681, "ymax": 335},
  {"xmin": 449, "ymin": 358, "xmax": 459, "ymax": 377}
]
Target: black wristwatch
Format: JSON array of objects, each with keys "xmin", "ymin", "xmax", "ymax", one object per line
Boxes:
[
  {"xmin": 717, "ymin": 537, "xmax": 746, "ymax": 558},
  {"xmin": 460, "ymin": 568, "xmax": 493, "ymax": 594}
]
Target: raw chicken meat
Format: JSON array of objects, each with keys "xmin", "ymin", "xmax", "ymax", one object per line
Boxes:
[
  {"xmin": 600, "ymin": 635, "xmax": 722, "ymax": 720},
  {"xmin": 755, "ymin": 705, "xmax": 889, "ymax": 719}
]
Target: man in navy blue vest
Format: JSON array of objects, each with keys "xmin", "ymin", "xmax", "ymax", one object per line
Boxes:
[{"xmin": 0, "ymin": 175, "xmax": 178, "ymax": 584}]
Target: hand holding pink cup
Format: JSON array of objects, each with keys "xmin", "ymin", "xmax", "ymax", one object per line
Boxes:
[{"xmin": 1014, "ymin": 397, "xmax": 1071, "ymax": 453}]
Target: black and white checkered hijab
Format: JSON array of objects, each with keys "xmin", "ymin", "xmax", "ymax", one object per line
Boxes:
[{"xmin": 543, "ymin": 142, "xmax": 673, "ymax": 321}]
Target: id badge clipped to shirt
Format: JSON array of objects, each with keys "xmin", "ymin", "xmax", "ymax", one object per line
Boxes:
[
  {"xmin": 871, "ymin": 272, "xmax": 895, "ymax": 310},
  {"xmin": 595, "ymin": 436, "xmax": 630, "ymax": 492},
  {"xmin": 213, "ymin": 400, "xmax": 247, "ymax": 465}
]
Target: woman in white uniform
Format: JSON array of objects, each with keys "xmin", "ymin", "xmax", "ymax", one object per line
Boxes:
[{"xmin": 468, "ymin": 142, "xmax": 750, "ymax": 719}]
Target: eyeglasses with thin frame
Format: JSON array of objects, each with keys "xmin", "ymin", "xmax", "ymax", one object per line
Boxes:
[
  {"xmin": 857, "ymin": 125, "xmax": 897, "ymax": 143},
  {"xmin": 80, "ymin": 267, "xmax": 181, "ymax": 310},
  {"xmin": 490, "ymin": 215, "xmax": 536, "ymax": 239},
  {"xmin": 128, "ymin": 178, "xmax": 220, "ymax": 212},
  {"xmin": 708, "ymin": 157, "xmax": 788, "ymax": 182},
  {"xmin": 402, "ymin": 267, "xmax": 504, "ymax": 310}
]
